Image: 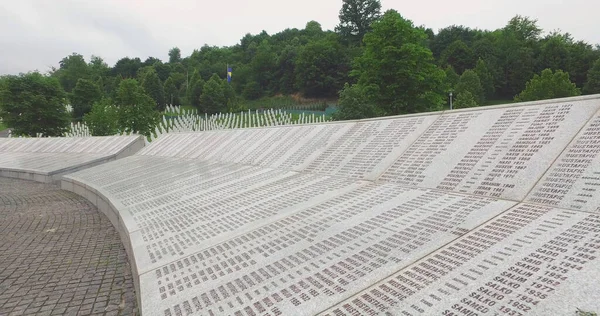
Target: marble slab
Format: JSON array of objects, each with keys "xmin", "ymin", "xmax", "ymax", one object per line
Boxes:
[
  {"xmin": 379, "ymin": 99, "xmax": 600, "ymax": 200},
  {"xmin": 138, "ymin": 185, "xmax": 515, "ymax": 316},
  {"xmin": 321, "ymin": 203, "xmax": 600, "ymax": 315},
  {"xmin": 526, "ymin": 110, "xmax": 600, "ymax": 213},
  {"xmin": 0, "ymin": 135, "xmax": 145, "ymax": 182}
]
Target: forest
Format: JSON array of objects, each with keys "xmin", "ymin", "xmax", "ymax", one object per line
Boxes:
[{"xmin": 1, "ymin": 0, "xmax": 600, "ymax": 136}]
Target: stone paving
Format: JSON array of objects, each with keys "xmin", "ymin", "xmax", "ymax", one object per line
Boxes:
[{"xmin": 0, "ymin": 177, "xmax": 137, "ymax": 316}]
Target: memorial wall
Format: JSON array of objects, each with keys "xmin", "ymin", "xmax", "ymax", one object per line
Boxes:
[
  {"xmin": 0, "ymin": 135, "xmax": 145, "ymax": 183},
  {"xmin": 59, "ymin": 95, "xmax": 600, "ymax": 315}
]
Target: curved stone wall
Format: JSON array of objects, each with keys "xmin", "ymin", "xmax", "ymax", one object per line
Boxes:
[
  {"xmin": 61, "ymin": 95, "xmax": 600, "ymax": 315},
  {"xmin": 0, "ymin": 135, "xmax": 144, "ymax": 183}
]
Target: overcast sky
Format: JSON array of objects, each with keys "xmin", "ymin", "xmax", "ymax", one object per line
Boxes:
[{"xmin": 1, "ymin": 0, "xmax": 598, "ymax": 75}]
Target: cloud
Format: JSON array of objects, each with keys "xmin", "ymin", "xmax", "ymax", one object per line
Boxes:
[{"xmin": 0, "ymin": 0, "xmax": 598, "ymax": 75}]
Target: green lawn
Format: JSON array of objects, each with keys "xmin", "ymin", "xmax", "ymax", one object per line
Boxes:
[{"xmin": 0, "ymin": 121, "xmax": 6, "ymax": 131}]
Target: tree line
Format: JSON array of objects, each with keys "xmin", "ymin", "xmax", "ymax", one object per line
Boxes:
[{"xmin": 1, "ymin": 0, "xmax": 600, "ymax": 136}]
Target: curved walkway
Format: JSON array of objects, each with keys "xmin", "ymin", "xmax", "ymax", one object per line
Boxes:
[{"xmin": 0, "ymin": 177, "xmax": 137, "ymax": 316}]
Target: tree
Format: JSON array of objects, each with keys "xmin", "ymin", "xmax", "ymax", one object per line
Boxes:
[
  {"xmin": 0, "ymin": 73, "xmax": 70, "ymax": 137},
  {"xmin": 538, "ymin": 34, "xmax": 570, "ymax": 73},
  {"xmin": 443, "ymin": 66, "xmax": 460, "ymax": 90},
  {"xmin": 249, "ymin": 40, "xmax": 277, "ymax": 97},
  {"xmin": 116, "ymin": 78, "xmax": 140, "ymax": 106},
  {"xmin": 221, "ymin": 80, "xmax": 238, "ymax": 112},
  {"xmin": 163, "ymin": 76, "xmax": 180, "ymax": 105},
  {"xmin": 514, "ymin": 69, "xmax": 580, "ymax": 102},
  {"xmin": 83, "ymin": 98, "xmax": 120, "ymax": 136},
  {"xmin": 568, "ymin": 41, "xmax": 600, "ymax": 88},
  {"xmin": 335, "ymin": 0, "xmax": 382, "ymax": 45},
  {"xmin": 89, "ymin": 55, "xmax": 109, "ymax": 83},
  {"xmin": 153, "ymin": 62, "xmax": 171, "ymax": 82},
  {"xmin": 199, "ymin": 74, "xmax": 226, "ymax": 114},
  {"xmin": 583, "ymin": 59, "xmax": 600, "ymax": 94},
  {"xmin": 474, "ymin": 59, "xmax": 495, "ymax": 99},
  {"xmin": 430, "ymin": 25, "xmax": 479, "ymax": 58},
  {"xmin": 169, "ymin": 47, "xmax": 182, "ymax": 63},
  {"xmin": 455, "ymin": 70, "xmax": 484, "ymax": 105},
  {"xmin": 188, "ymin": 71, "xmax": 204, "ymax": 108},
  {"xmin": 242, "ymin": 81, "xmax": 262, "ymax": 100},
  {"xmin": 304, "ymin": 21, "xmax": 324, "ymax": 38},
  {"xmin": 142, "ymin": 57, "xmax": 162, "ymax": 67},
  {"xmin": 54, "ymin": 53, "xmax": 90, "ymax": 92},
  {"xmin": 351, "ymin": 10, "xmax": 446, "ymax": 115},
  {"xmin": 496, "ymin": 30, "xmax": 536, "ymax": 98},
  {"xmin": 115, "ymin": 79, "xmax": 160, "ymax": 137},
  {"xmin": 295, "ymin": 35, "xmax": 349, "ymax": 98},
  {"xmin": 439, "ymin": 40, "xmax": 475, "ymax": 74},
  {"xmin": 71, "ymin": 78, "xmax": 102, "ymax": 121},
  {"xmin": 141, "ymin": 69, "xmax": 165, "ymax": 111},
  {"xmin": 334, "ymin": 83, "xmax": 381, "ymax": 120},
  {"xmin": 112, "ymin": 57, "xmax": 142, "ymax": 78},
  {"xmin": 504, "ymin": 15, "xmax": 541, "ymax": 42},
  {"xmin": 276, "ymin": 45, "xmax": 299, "ymax": 94},
  {"xmin": 136, "ymin": 66, "xmax": 154, "ymax": 82},
  {"xmin": 454, "ymin": 90, "xmax": 478, "ymax": 109}
]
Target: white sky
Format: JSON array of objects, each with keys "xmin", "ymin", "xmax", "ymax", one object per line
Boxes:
[{"xmin": 1, "ymin": 0, "xmax": 598, "ymax": 75}]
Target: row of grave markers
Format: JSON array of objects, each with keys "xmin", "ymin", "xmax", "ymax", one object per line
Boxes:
[{"xmin": 28, "ymin": 106, "xmax": 331, "ymax": 139}]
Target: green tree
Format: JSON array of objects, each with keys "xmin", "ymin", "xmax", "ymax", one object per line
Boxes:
[
  {"xmin": 136, "ymin": 66, "xmax": 154, "ymax": 82},
  {"xmin": 496, "ymin": 30, "xmax": 536, "ymax": 97},
  {"xmin": 88, "ymin": 55, "xmax": 109, "ymax": 86},
  {"xmin": 351, "ymin": 9, "xmax": 446, "ymax": 115},
  {"xmin": 71, "ymin": 78, "xmax": 102, "ymax": 121},
  {"xmin": 443, "ymin": 66, "xmax": 460, "ymax": 90},
  {"xmin": 112, "ymin": 57, "xmax": 142, "ymax": 78},
  {"xmin": 153, "ymin": 62, "xmax": 171, "ymax": 82},
  {"xmin": 504, "ymin": 15, "xmax": 541, "ymax": 42},
  {"xmin": 455, "ymin": 70, "xmax": 484, "ymax": 105},
  {"xmin": 115, "ymin": 78, "xmax": 140, "ymax": 106},
  {"xmin": 168, "ymin": 47, "xmax": 182, "ymax": 63},
  {"xmin": 115, "ymin": 79, "xmax": 160, "ymax": 137},
  {"xmin": 199, "ymin": 74, "xmax": 226, "ymax": 114},
  {"xmin": 568, "ymin": 41, "xmax": 600, "ymax": 88},
  {"xmin": 335, "ymin": 0, "xmax": 382, "ymax": 45},
  {"xmin": 538, "ymin": 33, "xmax": 570, "ymax": 73},
  {"xmin": 276, "ymin": 45, "xmax": 298, "ymax": 94},
  {"xmin": 221, "ymin": 80, "xmax": 239, "ymax": 112},
  {"xmin": 430, "ymin": 25, "xmax": 479, "ymax": 58},
  {"xmin": 143, "ymin": 57, "xmax": 161, "ymax": 67},
  {"xmin": 334, "ymin": 83, "xmax": 381, "ymax": 120},
  {"xmin": 83, "ymin": 98, "xmax": 120, "ymax": 136},
  {"xmin": 439, "ymin": 40, "xmax": 475, "ymax": 74},
  {"xmin": 514, "ymin": 69, "xmax": 581, "ymax": 102},
  {"xmin": 163, "ymin": 76, "xmax": 180, "ymax": 105},
  {"xmin": 453, "ymin": 90, "xmax": 478, "ymax": 109},
  {"xmin": 54, "ymin": 53, "xmax": 90, "ymax": 92},
  {"xmin": 242, "ymin": 81, "xmax": 262, "ymax": 100},
  {"xmin": 249, "ymin": 40, "xmax": 277, "ymax": 97},
  {"xmin": 141, "ymin": 69, "xmax": 165, "ymax": 111},
  {"xmin": 304, "ymin": 21, "xmax": 324, "ymax": 39},
  {"xmin": 583, "ymin": 59, "xmax": 600, "ymax": 94},
  {"xmin": 0, "ymin": 73, "xmax": 70, "ymax": 137},
  {"xmin": 474, "ymin": 59, "xmax": 495, "ymax": 99},
  {"xmin": 188, "ymin": 71, "xmax": 205, "ymax": 108},
  {"xmin": 295, "ymin": 35, "xmax": 349, "ymax": 98}
]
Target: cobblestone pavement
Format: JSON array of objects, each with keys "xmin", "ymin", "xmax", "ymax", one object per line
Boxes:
[{"xmin": 0, "ymin": 177, "xmax": 137, "ymax": 316}]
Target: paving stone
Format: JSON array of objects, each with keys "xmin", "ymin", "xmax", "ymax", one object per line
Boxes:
[{"xmin": 0, "ymin": 178, "xmax": 137, "ymax": 315}]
